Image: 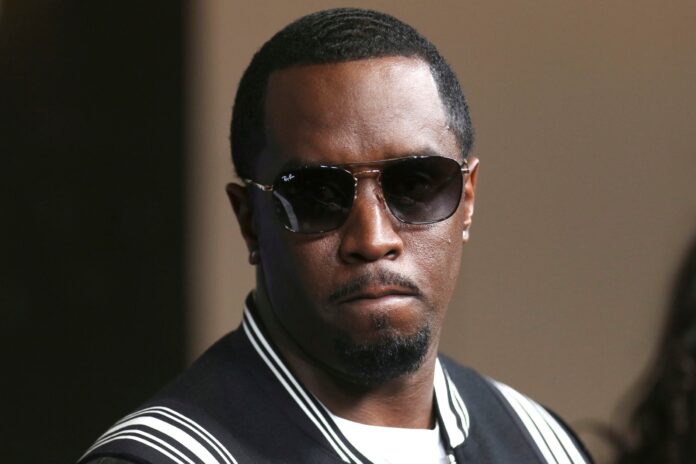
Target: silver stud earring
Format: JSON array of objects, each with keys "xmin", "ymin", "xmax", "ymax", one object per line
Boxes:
[{"xmin": 249, "ymin": 250, "xmax": 259, "ymax": 265}]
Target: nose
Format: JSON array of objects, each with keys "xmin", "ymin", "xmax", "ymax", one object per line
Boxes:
[{"xmin": 338, "ymin": 179, "xmax": 404, "ymax": 264}]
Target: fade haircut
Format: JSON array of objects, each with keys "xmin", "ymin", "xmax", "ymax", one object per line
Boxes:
[{"xmin": 230, "ymin": 7, "xmax": 474, "ymax": 179}]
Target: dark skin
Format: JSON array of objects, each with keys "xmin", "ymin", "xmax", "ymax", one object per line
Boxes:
[{"xmin": 227, "ymin": 57, "xmax": 479, "ymax": 429}]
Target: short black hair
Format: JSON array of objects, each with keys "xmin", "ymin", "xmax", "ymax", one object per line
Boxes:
[{"xmin": 230, "ymin": 7, "xmax": 474, "ymax": 179}]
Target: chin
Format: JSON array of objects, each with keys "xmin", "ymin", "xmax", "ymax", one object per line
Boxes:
[{"xmin": 332, "ymin": 322, "xmax": 432, "ymax": 387}]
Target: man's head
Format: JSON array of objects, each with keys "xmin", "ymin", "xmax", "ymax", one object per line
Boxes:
[{"xmin": 228, "ymin": 8, "xmax": 478, "ymax": 387}]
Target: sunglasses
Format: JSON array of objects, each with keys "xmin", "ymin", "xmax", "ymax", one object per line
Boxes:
[{"xmin": 243, "ymin": 155, "xmax": 470, "ymax": 234}]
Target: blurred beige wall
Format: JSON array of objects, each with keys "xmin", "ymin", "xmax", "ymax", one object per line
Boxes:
[{"xmin": 187, "ymin": 0, "xmax": 696, "ymax": 455}]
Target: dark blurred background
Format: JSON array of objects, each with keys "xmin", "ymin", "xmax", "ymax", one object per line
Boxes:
[{"xmin": 1, "ymin": 2, "xmax": 185, "ymax": 462}]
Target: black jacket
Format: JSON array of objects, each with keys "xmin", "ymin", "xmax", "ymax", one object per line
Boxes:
[{"xmin": 79, "ymin": 302, "xmax": 592, "ymax": 464}]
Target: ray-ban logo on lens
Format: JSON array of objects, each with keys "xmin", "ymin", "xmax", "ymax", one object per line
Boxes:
[{"xmin": 282, "ymin": 174, "xmax": 295, "ymax": 182}]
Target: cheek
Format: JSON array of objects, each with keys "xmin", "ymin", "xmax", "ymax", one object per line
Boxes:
[
  {"xmin": 288, "ymin": 237, "xmax": 340, "ymax": 280},
  {"xmin": 258, "ymin": 219, "xmax": 340, "ymax": 299},
  {"xmin": 406, "ymin": 222, "xmax": 464, "ymax": 308}
]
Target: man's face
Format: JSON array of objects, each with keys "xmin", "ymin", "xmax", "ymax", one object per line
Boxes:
[{"xmin": 241, "ymin": 57, "xmax": 477, "ymax": 385}]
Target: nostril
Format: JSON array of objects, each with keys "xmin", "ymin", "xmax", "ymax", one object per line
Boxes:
[{"xmin": 345, "ymin": 244, "xmax": 399, "ymax": 264}]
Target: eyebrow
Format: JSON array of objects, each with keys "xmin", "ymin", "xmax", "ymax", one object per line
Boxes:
[{"xmin": 275, "ymin": 148, "xmax": 455, "ymax": 173}]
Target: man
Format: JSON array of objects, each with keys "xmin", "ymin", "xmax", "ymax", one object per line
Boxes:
[{"xmin": 80, "ymin": 8, "xmax": 592, "ymax": 464}]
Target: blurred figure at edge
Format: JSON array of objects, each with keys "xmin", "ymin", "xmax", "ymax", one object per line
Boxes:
[{"xmin": 616, "ymin": 235, "xmax": 696, "ymax": 463}]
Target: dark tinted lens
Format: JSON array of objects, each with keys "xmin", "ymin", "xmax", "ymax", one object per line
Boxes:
[
  {"xmin": 382, "ymin": 157, "xmax": 463, "ymax": 224},
  {"xmin": 271, "ymin": 167, "xmax": 355, "ymax": 233}
]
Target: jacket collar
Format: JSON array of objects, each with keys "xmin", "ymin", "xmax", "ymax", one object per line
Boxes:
[{"xmin": 241, "ymin": 298, "xmax": 470, "ymax": 463}]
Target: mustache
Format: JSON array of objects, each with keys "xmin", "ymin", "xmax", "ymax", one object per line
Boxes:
[{"xmin": 327, "ymin": 270, "xmax": 422, "ymax": 303}]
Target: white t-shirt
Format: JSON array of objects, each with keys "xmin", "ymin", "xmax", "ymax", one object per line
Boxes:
[{"xmin": 328, "ymin": 410, "xmax": 451, "ymax": 464}]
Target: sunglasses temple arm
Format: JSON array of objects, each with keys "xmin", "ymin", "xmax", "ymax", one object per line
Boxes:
[{"xmin": 243, "ymin": 178, "xmax": 274, "ymax": 192}]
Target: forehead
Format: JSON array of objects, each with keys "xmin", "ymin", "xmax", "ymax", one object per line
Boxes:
[{"xmin": 259, "ymin": 57, "xmax": 459, "ymax": 175}]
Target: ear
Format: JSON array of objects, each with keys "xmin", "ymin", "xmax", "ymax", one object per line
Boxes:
[
  {"xmin": 226, "ymin": 183, "xmax": 259, "ymax": 254},
  {"xmin": 461, "ymin": 156, "xmax": 479, "ymax": 244}
]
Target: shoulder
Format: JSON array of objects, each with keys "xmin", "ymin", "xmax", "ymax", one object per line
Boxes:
[
  {"xmin": 487, "ymin": 378, "xmax": 594, "ymax": 463},
  {"xmin": 439, "ymin": 356, "xmax": 594, "ymax": 463},
  {"xmin": 78, "ymin": 329, "xmax": 257, "ymax": 464}
]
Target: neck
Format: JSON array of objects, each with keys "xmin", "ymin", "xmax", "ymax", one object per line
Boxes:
[{"xmin": 251, "ymin": 281, "xmax": 439, "ymax": 429}]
